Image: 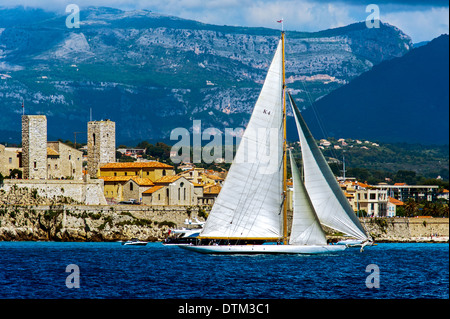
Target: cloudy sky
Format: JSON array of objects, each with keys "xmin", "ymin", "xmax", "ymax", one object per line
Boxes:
[{"xmin": 1, "ymin": 0, "xmax": 449, "ymax": 43}]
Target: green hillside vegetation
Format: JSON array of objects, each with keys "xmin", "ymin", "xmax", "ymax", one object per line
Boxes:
[
  {"xmin": 310, "ymin": 138, "xmax": 449, "ymax": 186},
  {"xmin": 111, "ymin": 137, "xmax": 448, "ymax": 188}
]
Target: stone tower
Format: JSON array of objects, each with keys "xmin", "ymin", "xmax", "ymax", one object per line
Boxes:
[
  {"xmin": 87, "ymin": 120, "xmax": 116, "ymax": 177},
  {"xmin": 22, "ymin": 115, "xmax": 47, "ymax": 179}
]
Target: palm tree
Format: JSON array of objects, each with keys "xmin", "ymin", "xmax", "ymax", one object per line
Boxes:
[{"xmin": 404, "ymin": 199, "xmax": 419, "ymax": 217}]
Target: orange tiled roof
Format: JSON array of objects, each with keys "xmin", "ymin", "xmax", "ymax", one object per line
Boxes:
[
  {"xmin": 100, "ymin": 162, "xmax": 173, "ymax": 169},
  {"xmin": 98, "ymin": 176, "xmax": 132, "ymax": 182},
  {"xmin": 204, "ymin": 184, "xmax": 222, "ymax": 194},
  {"xmin": 388, "ymin": 197, "xmax": 404, "ymax": 205},
  {"xmin": 143, "ymin": 185, "xmax": 165, "ymax": 194},
  {"xmin": 356, "ymin": 182, "xmax": 371, "ymax": 189},
  {"xmin": 204, "ymin": 174, "xmax": 223, "ymax": 180},
  {"xmin": 130, "ymin": 177, "xmax": 155, "ymax": 186},
  {"xmin": 154, "ymin": 175, "xmax": 181, "ymax": 184},
  {"xmin": 47, "ymin": 147, "xmax": 59, "ymax": 156},
  {"xmin": 394, "ymin": 183, "xmax": 407, "ymax": 186}
]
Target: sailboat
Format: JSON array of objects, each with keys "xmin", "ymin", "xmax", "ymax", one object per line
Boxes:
[{"xmin": 180, "ymin": 32, "xmax": 371, "ymax": 254}]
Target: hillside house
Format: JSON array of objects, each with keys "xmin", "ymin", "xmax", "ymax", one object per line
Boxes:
[
  {"xmin": 142, "ymin": 176, "xmax": 202, "ymax": 206},
  {"xmin": 122, "ymin": 177, "xmax": 155, "ymax": 202},
  {"xmin": 387, "ymin": 197, "xmax": 404, "ymax": 217}
]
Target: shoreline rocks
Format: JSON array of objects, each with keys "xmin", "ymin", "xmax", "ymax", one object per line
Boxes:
[{"xmin": 0, "ymin": 204, "xmax": 448, "ymax": 243}]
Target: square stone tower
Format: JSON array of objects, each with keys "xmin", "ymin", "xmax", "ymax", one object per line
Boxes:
[
  {"xmin": 87, "ymin": 120, "xmax": 116, "ymax": 177},
  {"xmin": 22, "ymin": 115, "xmax": 47, "ymax": 179}
]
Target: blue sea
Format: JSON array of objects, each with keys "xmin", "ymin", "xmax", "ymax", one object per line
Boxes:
[{"xmin": 0, "ymin": 242, "xmax": 448, "ymax": 299}]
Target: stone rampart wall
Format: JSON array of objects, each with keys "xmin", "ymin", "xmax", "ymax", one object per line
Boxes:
[
  {"xmin": 1, "ymin": 179, "xmax": 107, "ymax": 205},
  {"xmin": 361, "ymin": 217, "xmax": 449, "ymax": 242}
]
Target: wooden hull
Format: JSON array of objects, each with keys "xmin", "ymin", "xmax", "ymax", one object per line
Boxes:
[{"xmin": 179, "ymin": 244, "xmax": 346, "ymax": 254}]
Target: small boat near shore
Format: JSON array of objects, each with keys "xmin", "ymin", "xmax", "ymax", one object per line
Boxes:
[
  {"xmin": 163, "ymin": 218, "xmax": 205, "ymax": 245},
  {"xmin": 122, "ymin": 238, "xmax": 148, "ymax": 246}
]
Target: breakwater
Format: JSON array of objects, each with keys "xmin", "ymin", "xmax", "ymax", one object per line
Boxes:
[{"xmin": 0, "ymin": 205, "xmax": 448, "ymax": 242}]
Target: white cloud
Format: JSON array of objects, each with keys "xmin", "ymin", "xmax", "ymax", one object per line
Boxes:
[
  {"xmin": 383, "ymin": 7, "xmax": 449, "ymax": 42},
  {"xmin": 1, "ymin": 0, "xmax": 448, "ymax": 42}
]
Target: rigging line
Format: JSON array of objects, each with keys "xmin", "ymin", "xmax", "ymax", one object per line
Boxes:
[
  {"xmin": 289, "ymin": 89, "xmax": 340, "ymax": 179},
  {"xmin": 299, "ymin": 81, "xmax": 340, "ymax": 162}
]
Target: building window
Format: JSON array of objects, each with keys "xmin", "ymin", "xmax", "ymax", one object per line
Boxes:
[
  {"xmin": 55, "ymin": 164, "xmax": 58, "ymax": 169},
  {"xmin": 162, "ymin": 170, "xmax": 166, "ymax": 176},
  {"xmin": 178, "ymin": 188, "xmax": 180, "ymax": 200},
  {"xmin": 130, "ymin": 183, "xmax": 133, "ymax": 191},
  {"xmin": 158, "ymin": 194, "xmax": 161, "ymax": 201},
  {"xmin": 370, "ymin": 193, "xmax": 376, "ymax": 200},
  {"xmin": 69, "ymin": 155, "xmax": 71, "ymax": 160},
  {"xmin": 184, "ymin": 188, "xmax": 186, "ymax": 201},
  {"xmin": 34, "ymin": 161, "xmax": 37, "ymax": 168},
  {"xmin": 114, "ymin": 172, "xmax": 117, "ymax": 176},
  {"xmin": 125, "ymin": 172, "xmax": 127, "ymax": 176},
  {"xmin": 93, "ymin": 133, "xmax": 96, "ymax": 146},
  {"xmin": 8, "ymin": 157, "xmax": 12, "ymax": 164}
]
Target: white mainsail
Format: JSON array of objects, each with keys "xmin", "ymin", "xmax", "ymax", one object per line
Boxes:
[
  {"xmin": 288, "ymin": 93, "xmax": 369, "ymax": 241},
  {"xmin": 199, "ymin": 40, "xmax": 284, "ymax": 240},
  {"xmin": 288, "ymin": 150, "xmax": 328, "ymax": 245}
]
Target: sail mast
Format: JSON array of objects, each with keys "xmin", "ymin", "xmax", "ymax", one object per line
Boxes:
[{"xmin": 281, "ymin": 31, "xmax": 288, "ymax": 245}]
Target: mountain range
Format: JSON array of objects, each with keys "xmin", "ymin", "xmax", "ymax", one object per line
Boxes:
[
  {"xmin": 0, "ymin": 6, "xmax": 438, "ymax": 146},
  {"xmin": 300, "ymin": 34, "xmax": 449, "ymax": 145}
]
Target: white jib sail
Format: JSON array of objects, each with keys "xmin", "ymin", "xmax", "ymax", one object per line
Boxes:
[
  {"xmin": 288, "ymin": 150, "xmax": 328, "ymax": 245},
  {"xmin": 288, "ymin": 93, "xmax": 368, "ymax": 241},
  {"xmin": 200, "ymin": 39, "xmax": 284, "ymax": 239}
]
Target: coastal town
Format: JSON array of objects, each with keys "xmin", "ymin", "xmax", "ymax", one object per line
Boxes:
[{"xmin": 0, "ymin": 114, "xmax": 448, "ymax": 243}]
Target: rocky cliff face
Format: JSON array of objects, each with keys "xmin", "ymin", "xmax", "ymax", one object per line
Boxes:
[
  {"xmin": 0, "ymin": 183, "xmax": 447, "ymax": 242},
  {"xmin": 0, "ymin": 6, "xmax": 411, "ymax": 144},
  {"xmin": 1, "ymin": 205, "xmax": 447, "ymax": 242},
  {"xmin": 0, "ymin": 204, "xmax": 207, "ymax": 241},
  {"xmin": 0, "ymin": 184, "xmax": 205, "ymax": 241}
]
